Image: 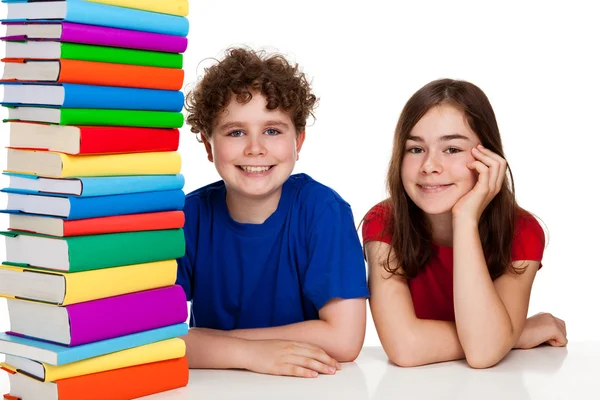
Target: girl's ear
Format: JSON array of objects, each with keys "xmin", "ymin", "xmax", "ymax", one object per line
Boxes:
[{"xmin": 201, "ymin": 133, "xmax": 214, "ymax": 162}]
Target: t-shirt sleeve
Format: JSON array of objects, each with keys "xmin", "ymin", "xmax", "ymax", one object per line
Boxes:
[
  {"xmin": 361, "ymin": 203, "xmax": 392, "ymax": 245},
  {"xmin": 176, "ymin": 197, "xmax": 199, "ymax": 301},
  {"xmin": 511, "ymin": 213, "xmax": 546, "ymax": 267},
  {"xmin": 303, "ymin": 201, "xmax": 370, "ymax": 311}
]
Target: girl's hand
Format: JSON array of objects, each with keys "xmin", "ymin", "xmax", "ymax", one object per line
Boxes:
[
  {"xmin": 243, "ymin": 339, "xmax": 341, "ymax": 378},
  {"xmin": 514, "ymin": 312, "xmax": 568, "ymax": 349},
  {"xmin": 451, "ymin": 144, "xmax": 507, "ymax": 223}
]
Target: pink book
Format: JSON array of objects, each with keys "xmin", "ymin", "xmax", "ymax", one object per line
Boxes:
[
  {"xmin": 2, "ymin": 22, "xmax": 188, "ymax": 53},
  {"xmin": 6, "ymin": 285, "xmax": 188, "ymax": 346}
]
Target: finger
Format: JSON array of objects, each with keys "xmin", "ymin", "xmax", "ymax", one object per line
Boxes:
[
  {"xmin": 278, "ymin": 364, "xmax": 319, "ymax": 378},
  {"xmin": 293, "ymin": 344, "xmax": 340, "ymax": 369},
  {"xmin": 475, "ymin": 145, "xmax": 507, "ymax": 190},
  {"xmin": 286, "ymin": 355, "xmax": 337, "ymax": 375},
  {"xmin": 472, "ymin": 146, "xmax": 500, "ymax": 193},
  {"xmin": 467, "ymin": 160, "xmax": 491, "ymax": 194}
]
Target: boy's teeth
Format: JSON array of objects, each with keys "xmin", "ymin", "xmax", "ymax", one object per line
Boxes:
[{"xmin": 241, "ymin": 166, "xmax": 270, "ymax": 173}]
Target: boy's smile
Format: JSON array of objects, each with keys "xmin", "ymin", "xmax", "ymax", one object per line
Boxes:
[{"xmin": 202, "ymin": 92, "xmax": 305, "ymax": 221}]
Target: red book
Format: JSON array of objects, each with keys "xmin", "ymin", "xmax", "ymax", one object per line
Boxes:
[{"xmin": 8, "ymin": 121, "xmax": 179, "ymax": 154}]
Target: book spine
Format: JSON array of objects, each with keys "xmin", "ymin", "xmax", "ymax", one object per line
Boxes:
[
  {"xmin": 78, "ymin": 126, "xmax": 180, "ymax": 154},
  {"xmin": 83, "ymin": 0, "xmax": 189, "ymax": 16},
  {"xmin": 60, "ymin": 151, "xmax": 182, "ymax": 177},
  {"xmin": 59, "ymin": 108, "xmax": 184, "ymax": 128},
  {"xmin": 65, "ymin": 1, "xmax": 190, "ymax": 36},
  {"xmin": 61, "ymin": 22, "xmax": 188, "ymax": 53},
  {"xmin": 78, "ymin": 174, "xmax": 184, "ymax": 196},
  {"xmin": 62, "ymin": 84, "xmax": 184, "ymax": 111},
  {"xmin": 63, "ymin": 211, "xmax": 185, "ymax": 236},
  {"xmin": 67, "ymin": 286, "xmax": 188, "ymax": 345},
  {"xmin": 60, "ymin": 42, "xmax": 184, "ymax": 68}
]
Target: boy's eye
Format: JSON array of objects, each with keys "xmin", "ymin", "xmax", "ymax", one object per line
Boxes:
[
  {"xmin": 228, "ymin": 130, "xmax": 244, "ymax": 137},
  {"xmin": 407, "ymin": 147, "xmax": 423, "ymax": 154},
  {"xmin": 444, "ymin": 147, "xmax": 462, "ymax": 154},
  {"xmin": 265, "ymin": 128, "xmax": 281, "ymax": 136}
]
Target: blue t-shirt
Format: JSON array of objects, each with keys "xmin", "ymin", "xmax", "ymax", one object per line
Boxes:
[{"xmin": 176, "ymin": 173, "xmax": 369, "ymax": 330}]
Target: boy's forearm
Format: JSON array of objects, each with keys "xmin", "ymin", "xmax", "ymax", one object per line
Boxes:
[
  {"xmin": 223, "ymin": 319, "xmax": 358, "ymax": 362},
  {"xmin": 182, "ymin": 328, "xmax": 251, "ymax": 369}
]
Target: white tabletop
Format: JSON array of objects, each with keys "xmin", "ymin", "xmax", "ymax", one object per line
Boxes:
[{"xmin": 1, "ymin": 343, "xmax": 597, "ymax": 399}]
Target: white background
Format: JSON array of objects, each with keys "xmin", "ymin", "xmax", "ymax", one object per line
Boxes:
[{"xmin": 0, "ymin": 0, "xmax": 599, "ymax": 358}]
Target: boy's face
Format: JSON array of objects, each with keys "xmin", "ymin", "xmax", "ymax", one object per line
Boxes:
[{"xmin": 203, "ymin": 92, "xmax": 305, "ymax": 201}]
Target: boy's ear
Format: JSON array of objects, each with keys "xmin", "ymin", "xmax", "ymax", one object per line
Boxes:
[
  {"xmin": 296, "ymin": 131, "xmax": 306, "ymax": 160},
  {"xmin": 201, "ymin": 134, "xmax": 214, "ymax": 163}
]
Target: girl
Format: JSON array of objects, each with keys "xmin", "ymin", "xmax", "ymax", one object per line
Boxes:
[{"xmin": 362, "ymin": 79, "xmax": 567, "ymax": 368}]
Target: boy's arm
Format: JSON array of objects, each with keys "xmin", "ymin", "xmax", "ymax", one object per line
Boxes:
[{"xmin": 220, "ymin": 297, "xmax": 367, "ymax": 362}]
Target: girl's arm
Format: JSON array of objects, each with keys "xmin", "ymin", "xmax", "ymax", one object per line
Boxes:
[
  {"xmin": 221, "ymin": 297, "xmax": 367, "ymax": 362},
  {"xmin": 365, "ymin": 240, "xmax": 465, "ymax": 366}
]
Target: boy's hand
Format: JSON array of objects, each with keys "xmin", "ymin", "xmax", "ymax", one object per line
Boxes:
[
  {"xmin": 242, "ymin": 339, "xmax": 341, "ymax": 378},
  {"xmin": 514, "ymin": 312, "xmax": 568, "ymax": 349}
]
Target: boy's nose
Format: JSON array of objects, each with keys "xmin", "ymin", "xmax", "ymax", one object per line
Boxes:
[{"xmin": 244, "ymin": 135, "xmax": 266, "ymax": 156}]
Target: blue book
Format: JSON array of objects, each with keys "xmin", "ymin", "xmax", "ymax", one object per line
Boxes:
[
  {"xmin": 2, "ymin": 189, "xmax": 185, "ymax": 219},
  {"xmin": 0, "ymin": 323, "xmax": 188, "ymax": 365},
  {"xmin": 3, "ymin": 173, "xmax": 185, "ymax": 197},
  {"xmin": 2, "ymin": 0, "xmax": 189, "ymax": 36},
  {"xmin": 1, "ymin": 83, "xmax": 185, "ymax": 112}
]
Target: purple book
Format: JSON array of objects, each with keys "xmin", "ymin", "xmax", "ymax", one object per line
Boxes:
[
  {"xmin": 1, "ymin": 21, "xmax": 188, "ymax": 53},
  {"xmin": 6, "ymin": 285, "xmax": 188, "ymax": 346}
]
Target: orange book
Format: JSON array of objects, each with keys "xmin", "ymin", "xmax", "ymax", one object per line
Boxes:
[
  {"xmin": 6, "ymin": 356, "xmax": 189, "ymax": 400},
  {"xmin": 2, "ymin": 58, "xmax": 184, "ymax": 90}
]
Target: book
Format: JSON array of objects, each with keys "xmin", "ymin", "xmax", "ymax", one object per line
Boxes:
[
  {"xmin": 1, "ymin": 83, "xmax": 184, "ymax": 111},
  {"xmin": 7, "ymin": 122, "xmax": 180, "ymax": 155},
  {"xmin": 3, "ymin": 41, "xmax": 183, "ymax": 67},
  {"xmin": 1, "ymin": 229, "xmax": 185, "ymax": 271},
  {"xmin": 4, "ymin": 106, "xmax": 184, "ymax": 128},
  {"xmin": 2, "ymin": 22, "xmax": 188, "ymax": 53},
  {"xmin": 0, "ymin": 259, "xmax": 178, "ymax": 305},
  {"xmin": 6, "ymin": 285, "xmax": 188, "ymax": 345},
  {"xmin": 2, "ymin": 58, "xmax": 185, "ymax": 91},
  {"xmin": 4, "ymin": 173, "xmax": 185, "ymax": 196},
  {"xmin": 83, "ymin": 0, "xmax": 189, "ymax": 16},
  {"xmin": 3, "ymin": 190, "xmax": 185, "ymax": 219},
  {"xmin": 6, "ymin": 149, "xmax": 181, "ymax": 177},
  {"xmin": 0, "ymin": 323, "xmax": 188, "ymax": 365},
  {"xmin": 3, "ymin": 338, "xmax": 185, "ymax": 382},
  {"xmin": 6, "ymin": 356, "xmax": 189, "ymax": 400},
  {"xmin": 6, "ymin": 210, "xmax": 185, "ymax": 237},
  {"xmin": 2, "ymin": 0, "xmax": 190, "ymax": 36}
]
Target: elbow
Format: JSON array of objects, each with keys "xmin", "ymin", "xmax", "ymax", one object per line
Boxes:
[
  {"xmin": 464, "ymin": 344, "xmax": 509, "ymax": 369},
  {"xmin": 385, "ymin": 338, "xmax": 428, "ymax": 367},
  {"xmin": 334, "ymin": 336, "xmax": 364, "ymax": 362}
]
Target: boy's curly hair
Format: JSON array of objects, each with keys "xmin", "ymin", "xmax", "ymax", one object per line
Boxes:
[{"xmin": 185, "ymin": 47, "xmax": 318, "ymax": 139}]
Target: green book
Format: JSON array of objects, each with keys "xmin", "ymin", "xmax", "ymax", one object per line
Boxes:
[
  {"xmin": 7, "ymin": 41, "xmax": 183, "ymax": 69},
  {"xmin": 0, "ymin": 229, "xmax": 185, "ymax": 272},
  {"xmin": 4, "ymin": 106, "xmax": 184, "ymax": 128}
]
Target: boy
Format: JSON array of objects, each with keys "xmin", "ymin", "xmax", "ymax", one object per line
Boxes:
[{"xmin": 178, "ymin": 48, "xmax": 369, "ymax": 378}]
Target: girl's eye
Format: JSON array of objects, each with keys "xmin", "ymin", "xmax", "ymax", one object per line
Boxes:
[
  {"xmin": 407, "ymin": 147, "xmax": 423, "ymax": 154},
  {"xmin": 445, "ymin": 147, "xmax": 462, "ymax": 154},
  {"xmin": 265, "ymin": 128, "xmax": 281, "ymax": 136},
  {"xmin": 228, "ymin": 130, "xmax": 244, "ymax": 137}
]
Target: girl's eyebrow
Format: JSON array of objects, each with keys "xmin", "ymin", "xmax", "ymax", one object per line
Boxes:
[{"xmin": 407, "ymin": 133, "xmax": 470, "ymax": 142}]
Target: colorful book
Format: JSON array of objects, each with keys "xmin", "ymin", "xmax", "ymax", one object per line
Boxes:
[
  {"xmin": 2, "ymin": 22, "xmax": 188, "ymax": 53},
  {"xmin": 3, "ymin": 190, "xmax": 185, "ymax": 219},
  {"xmin": 1, "ymin": 59, "xmax": 185, "ymax": 91},
  {"xmin": 7, "ymin": 122, "xmax": 180, "ymax": 155},
  {"xmin": 1, "ymin": 83, "xmax": 184, "ymax": 111},
  {"xmin": 0, "ymin": 259, "xmax": 178, "ymax": 305},
  {"xmin": 5, "ymin": 211, "xmax": 185, "ymax": 237},
  {"xmin": 6, "ymin": 356, "xmax": 189, "ymax": 400},
  {"xmin": 83, "ymin": 0, "xmax": 189, "ymax": 16},
  {"xmin": 6, "ymin": 149, "xmax": 181, "ymax": 177},
  {"xmin": 4, "ymin": 106, "xmax": 184, "ymax": 128},
  {"xmin": 2, "ymin": 0, "xmax": 190, "ymax": 36},
  {"xmin": 4, "ymin": 174, "xmax": 185, "ymax": 197},
  {"xmin": 6, "ymin": 285, "xmax": 188, "ymax": 345},
  {"xmin": 0, "ymin": 323, "xmax": 188, "ymax": 365},
  {"xmin": 3, "ymin": 41, "xmax": 184, "ymax": 67},
  {"xmin": 1, "ymin": 228, "xmax": 185, "ymax": 271},
  {"xmin": 2, "ymin": 338, "xmax": 185, "ymax": 382}
]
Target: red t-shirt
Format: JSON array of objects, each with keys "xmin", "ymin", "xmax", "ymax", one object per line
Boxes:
[{"xmin": 362, "ymin": 203, "xmax": 545, "ymax": 322}]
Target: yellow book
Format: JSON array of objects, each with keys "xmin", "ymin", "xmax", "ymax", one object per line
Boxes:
[
  {"xmin": 5, "ymin": 149, "xmax": 181, "ymax": 178},
  {"xmin": 0, "ymin": 260, "xmax": 177, "ymax": 305},
  {"xmin": 1, "ymin": 338, "xmax": 186, "ymax": 382},
  {"xmin": 85, "ymin": 0, "xmax": 189, "ymax": 16}
]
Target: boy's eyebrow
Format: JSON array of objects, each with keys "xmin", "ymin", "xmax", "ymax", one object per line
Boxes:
[
  {"xmin": 216, "ymin": 120, "xmax": 291, "ymax": 130},
  {"xmin": 407, "ymin": 134, "xmax": 470, "ymax": 142}
]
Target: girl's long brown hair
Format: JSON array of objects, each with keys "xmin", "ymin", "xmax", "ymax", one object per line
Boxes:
[{"xmin": 382, "ymin": 78, "xmax": 527, "ymax": 280}]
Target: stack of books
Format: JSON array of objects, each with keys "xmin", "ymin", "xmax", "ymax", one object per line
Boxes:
[{"xmin": 0, "ymin": 0, "xmax": 191, "ymax": 398}]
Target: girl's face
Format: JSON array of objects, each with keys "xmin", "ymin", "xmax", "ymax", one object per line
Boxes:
[{"xmin": 401, "ymin": 104, "xmax": 480, "ymax": 216}]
